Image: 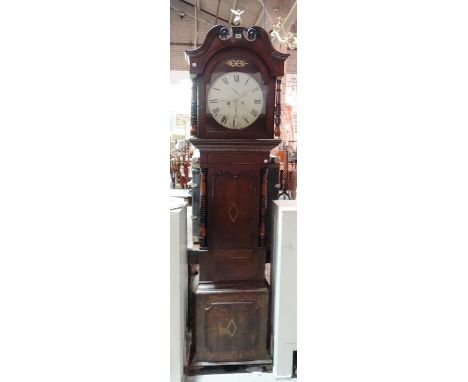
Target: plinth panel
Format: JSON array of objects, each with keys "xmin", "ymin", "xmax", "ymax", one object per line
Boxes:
[
  {"xmin": 205, "ymin": 301, "xmax": 256, "ymax": 353},
  {"xmin": 191, "ymin": 281, "xmax": 270, "ymax": 364}
]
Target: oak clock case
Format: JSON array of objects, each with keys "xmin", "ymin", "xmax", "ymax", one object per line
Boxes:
[
  {"xmin": 195, "ymin": 43, "xmax": 278, "ymax": 139},
  {"xmin": 186, "ymin": 25, "xmax": 288, "ymax": 370}
]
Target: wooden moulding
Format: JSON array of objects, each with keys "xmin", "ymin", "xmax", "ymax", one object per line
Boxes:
[
  {"xmin": 190, "ymin": 139, "xmax": 281, "ymax": 153},
  {"xmin": 274, "ymin": 78, "xmax": 282, "ymax": 138},
  {"xmin": 194, "ymin": 279, "xmax": 269, "ymax": 294},
  {"xmin": 185, "ymin": 26, "xmax": 289, "ymax": 140},
  {"xmin": 185, "ymin": 26, "xmax": 289, "ymax": 77},
  {"xmin": 188, "ymin": 359, "xmax": 272, "ymax": 370},
  {"xmin": 258, "ymin": 167, "xmax": 268, "ymax": 247},
  {"xmin": 190, "ymin": 74, "xmax": 198, "ymax": 136},
  {"xmin": 199, "ymin": 168, "xmax": 208, "ymax": 249}
]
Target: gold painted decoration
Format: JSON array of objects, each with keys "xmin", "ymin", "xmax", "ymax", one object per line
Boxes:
[
  {"xmin": 225, "ymin": 59, "xmax": 248, "ymax": 68},
  {"xmin": 229, "ymin": 203, "xmax": 238, "ymax": 223},
  {"xmin": 226, "ymin": 319, "xmax": 238, "ymax": 337}
]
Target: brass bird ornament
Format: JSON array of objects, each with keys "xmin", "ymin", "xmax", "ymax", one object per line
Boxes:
[{"xmin": 230, "ymin": 9, "xmax": 244, "ymax": 26}]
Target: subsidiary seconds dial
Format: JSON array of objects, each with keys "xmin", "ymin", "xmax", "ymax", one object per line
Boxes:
[{"xmin": 207, "ymin": 72, "xmax": 264, "ymax": 129}]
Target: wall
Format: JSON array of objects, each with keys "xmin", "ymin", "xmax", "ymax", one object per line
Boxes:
[{"xmin": 170, "ymin": 8, "xmax": 212, "ymax": 71}]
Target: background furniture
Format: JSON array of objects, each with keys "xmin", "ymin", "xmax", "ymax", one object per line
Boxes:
[
  {"xmin": 170, "ymin": 141, "xmax": 193, "ymax": 189},
  {"xmin": 170, "ymin": 200, "xmax": 188, "ymax": 382},
  {"xmin": 271, "ymin": 200, "xmax": 297, "ymax": 379}
]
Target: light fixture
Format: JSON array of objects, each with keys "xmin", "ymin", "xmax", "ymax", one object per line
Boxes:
[{"xmin": 270, "ymin": 17, "xmax": 297, "ymax": 50}]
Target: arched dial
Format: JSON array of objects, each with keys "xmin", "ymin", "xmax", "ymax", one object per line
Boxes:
[{"xmin": 207, "ymin": 71, "xmax": 264, "ymax": 130}]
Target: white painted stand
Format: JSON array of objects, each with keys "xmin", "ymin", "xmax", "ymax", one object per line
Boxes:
[
  {"xmin": 170, "ymin": 199, "xmax": 188, "ymax": 382},
  {"xmin": 271, "ymin": 200, "xmax": 297, "ymax": 379}
]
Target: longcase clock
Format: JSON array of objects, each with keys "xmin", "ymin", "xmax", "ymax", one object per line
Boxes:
[{"xmin": 186, "ymin": 25, "xmax": 289, "ymax": 371}]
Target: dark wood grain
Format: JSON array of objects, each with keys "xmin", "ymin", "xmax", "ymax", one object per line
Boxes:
[
  {"xmin": 186, "ymin": 24, "xmax": 288, "ymax": 369},
  {"xmin": 190, "ymin": 74, "xmax": 198, "ymax": 136},
  {"xmin": 199, "ymin": 168, "xmax": 208, "ymax": 249},
  {"xmin": 191, "ymin": 277, "xmax": 270, "ymax": 363},
  {"xmin": 186, "ymin": 26, "xmax": 288, "ymax": 140},
  {"xmin": 274, "ymin": 78, "xmax": 282, "ymax": 138},
  {"xmin": 186, "ymin": 26, "xmax": 289, "ymax": 77},
  {"xmin": 258, "ymin": 167, "xmax": 268, "ymax": 247}
]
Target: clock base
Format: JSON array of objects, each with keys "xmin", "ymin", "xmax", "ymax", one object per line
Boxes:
[
  {"xmin": 190, "ymin": 276, "xmax": 271, "ymax": 365},
  {"xmin": 186, "ymin": 359, "xmax": 272, "ymax": 376}
]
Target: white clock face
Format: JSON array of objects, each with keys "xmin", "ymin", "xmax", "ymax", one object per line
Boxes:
[{"xmin": 207, "ymin": 72, "xmax": 264, "ymax": 129}]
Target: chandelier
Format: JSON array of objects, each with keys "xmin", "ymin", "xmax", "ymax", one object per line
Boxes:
[{"xmin": 270, "ymin": 17, "xmax": 297, "ymax": 50}]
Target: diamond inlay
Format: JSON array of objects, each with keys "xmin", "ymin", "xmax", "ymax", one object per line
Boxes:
[
  {"xmin": 228, "ymin": 203, "xmax": 238, "ymax": 223},
  {"xmin": 226, "ymin": 319, "xmax": 238, "ymax": 337}
]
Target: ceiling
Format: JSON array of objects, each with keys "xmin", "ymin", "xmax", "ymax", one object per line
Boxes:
[
  {"xmin": 170, "ymin": 0, "xmax": 297, "ymax": 34},
  {"xmin": 170, "ymin": 0, "xmax": 297, "ymax": 72}
]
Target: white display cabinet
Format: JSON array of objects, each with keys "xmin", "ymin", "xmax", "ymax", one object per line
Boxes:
[{"xmin": 271, "ymin": 200, "xmax": 297, "ymax": 379}]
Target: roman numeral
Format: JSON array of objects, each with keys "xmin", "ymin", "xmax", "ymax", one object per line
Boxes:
[
  {"xmin": 209, "ymin": 99, "xmax": 218, "ymax": 103},
  {"xmin": 244, "ymin": 76, "xmax": 250, "ymax": 85},
  {"xmin": 244, "ymin": 117, "xmax": 250, "ymax": 124},
  {"xmin": 232, "ymin": 116, "xmax": 237, "ymax": 127},
  {"xmin": 250, "ymin": 109, "xmax": 258, "ymax": 117},
  {"xmin": 221, "ymin": 115, "xmax": 228, "ymax": 124},
  {"xmin": 254, "ymin": 99, "xmax": 261, "ymax": 104},
  {"xmin": 222, "ymin": 77, "xmax": 228, "ymax": 85},
  {"xmin": 213, "ymin": 87, "xmax": 220, "ymax": 91},
  {"xmin": 233, "ymin": 74, "xmax": 239, "ymax": 82}
]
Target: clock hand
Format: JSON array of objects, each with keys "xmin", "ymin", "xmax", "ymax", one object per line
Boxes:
[
  {"xmin": 233, "ymin": 100, "xmax": 239, "ymax": 127},
  {"xmin": 238, "ymin": 88, "xmax": 258, "ymax": 99},
  {"xmin": 226, "ymin": 83, "xmax": 241, "ymax": 97},
  {"xmin": 240, "ymin": 102, "xmax": 254, "ymax": 119},
  {"xmin": 237, "ymin": 100, "xmax": 251, "ymax": 114}
]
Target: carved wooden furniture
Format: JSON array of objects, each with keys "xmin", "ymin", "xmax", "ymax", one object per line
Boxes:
[
  {"xmin": 186, "ymin": 25, "xmax": 288, "ymax": 370},
  {"xmin": 170, "ymin": 142, "xmax": 193, "ymax": 189},
  {"xmin": 170, "ymin": 154, "xmax": 179, "ymax": 189},
  {"xmin": 272, "ymin": 142, "xmax": 297, "ymax": 200}
]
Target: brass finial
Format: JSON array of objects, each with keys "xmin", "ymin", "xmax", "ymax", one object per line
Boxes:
[{"xmin": 230, "ymin": 9, "xmax": 244, "ymax": 26}]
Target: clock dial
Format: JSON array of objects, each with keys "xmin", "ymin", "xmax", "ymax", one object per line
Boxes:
[{"xmin": 207, "ymin": 72, "xmax": 264, "ymax": 129}]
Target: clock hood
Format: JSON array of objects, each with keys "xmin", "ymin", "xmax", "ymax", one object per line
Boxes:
[{"xmin": 185, "ymin": 25, "xmax": 289, "ymax": 77}]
